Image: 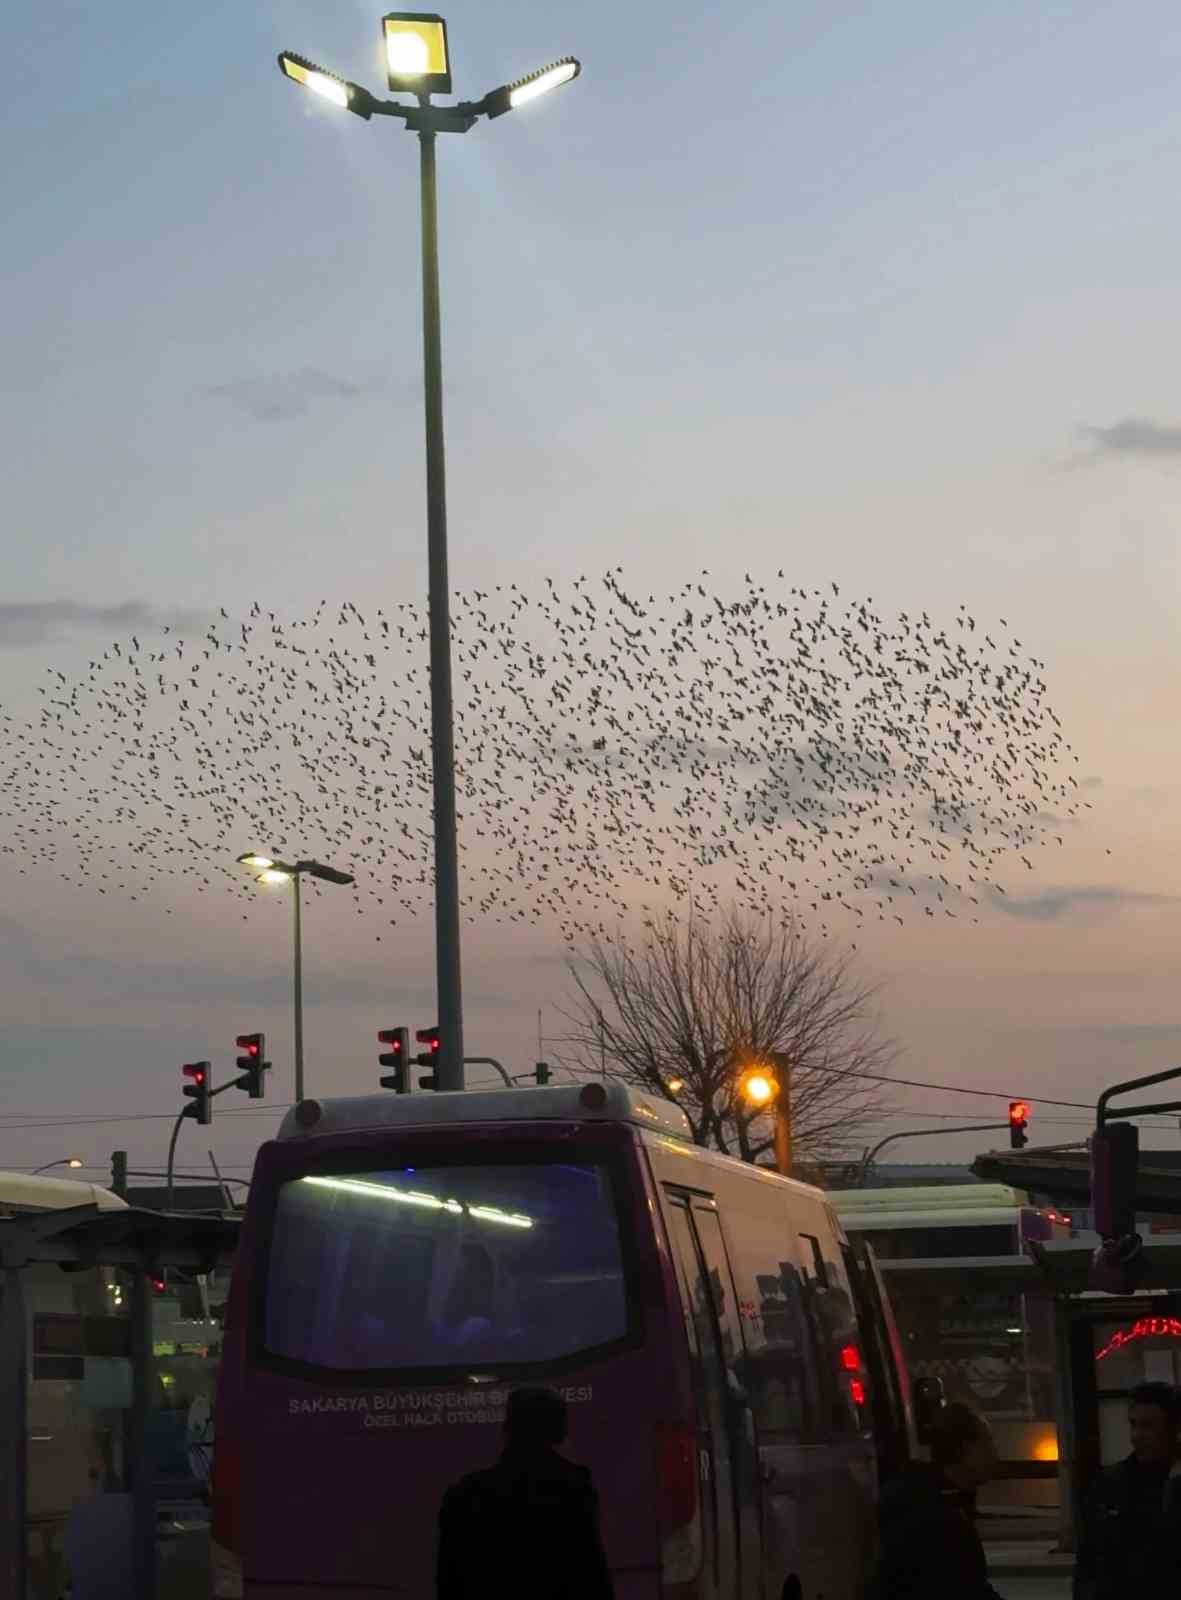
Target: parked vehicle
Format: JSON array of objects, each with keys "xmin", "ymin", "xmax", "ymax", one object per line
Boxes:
[
  {"xmin": 831, "ymin": 1184, "xmax": 1068, "ymax": 1502},
  {"xmin": 212, "ymin": 1084, "xmax": 914, "ymax": 1599}
]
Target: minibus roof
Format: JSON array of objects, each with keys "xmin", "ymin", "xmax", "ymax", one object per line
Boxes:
[
  {"xmin": 277, "ymin": 1082, "xmax": 696, "ymax": 1144},
  {"xmin": 0, "ymin": 1171, "xmax": 129, "ymax": 1214}
]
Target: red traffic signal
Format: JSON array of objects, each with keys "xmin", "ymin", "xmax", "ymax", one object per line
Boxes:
[
  {"xmin": 415, "ymin": 1025, "xmax": 441, "ymax": 1088},
  {"xmin": 182, "ymin": 1061, "xmax": 213, "ymax": 1126},
  {"xmin": 1009, "ymin": 1100, "xmax": 1030, "ymax": 1149},
  {"xmin": 379, "ymin": 1027, "xmax": 412, "ymax": 1092},
  {"xmin": 235, "ymin": 1034, "xmax": 268, "ymax": 1100}
]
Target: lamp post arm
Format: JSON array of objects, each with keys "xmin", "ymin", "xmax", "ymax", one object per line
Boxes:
[
  {"xmin": 463, "ymin": 1057, "xmax": 512, "ymax": 1087},
  {"xmin": 858, "ymin": 1123, "xmax": 1009, "ymax": 1187},
  {"xmin": 369, "ymin": 98, "xmax": 478, "ymax": 132}
]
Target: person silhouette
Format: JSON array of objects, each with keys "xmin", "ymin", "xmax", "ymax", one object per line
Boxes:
[{"xmin": 436, "ymin": 1386, "xmax": 613, "ymax": 1600}]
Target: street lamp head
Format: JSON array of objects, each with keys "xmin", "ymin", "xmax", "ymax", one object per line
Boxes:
[
  {"xmin": 66, "ymin": 1157, "xmax": 83, "ymax": 1169},
  {"xmin": 277, "ymin": 52, "xmax": 376, "ymax": 119},
  {"xmin": 737, "ymin": 1065, "xmax": 779, "ymax": 1108},
  {"xmin": 302, "ymin": 861, "xmax": 355, "ymax": 886},
  {"xmin": 259, "ymin": 867, "xmax": 294, "ymax": 886},
  {"xmin": 481, "ymin": 57, "xmax": 580, "ymax": 120},
  {"xmin": 237, "ymin": 852, "xmax": 275, "ymax": 870},
  {"xmin": 382, "ymin": 13, "xmax": 451, "ymax": 96}
]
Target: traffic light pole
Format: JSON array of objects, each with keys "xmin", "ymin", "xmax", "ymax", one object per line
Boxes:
[{"xmin": 165, "ymin": 1110, "xmax": 187, "ymax": 1213}]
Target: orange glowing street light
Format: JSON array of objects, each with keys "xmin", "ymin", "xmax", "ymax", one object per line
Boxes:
[{"xmin": 737, "ymin": 1060, "xmax": 791, "ymax": 1175}]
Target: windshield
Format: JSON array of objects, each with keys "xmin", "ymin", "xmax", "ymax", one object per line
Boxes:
[{"xmin": 261, "ymin": 1157, "xmax": 632, "ymax": 1374}]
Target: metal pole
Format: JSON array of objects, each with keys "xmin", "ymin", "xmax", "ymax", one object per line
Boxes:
[
  {"xmin": 165, "ymin": 1110, "xmax": 187, "ymax": 1212},
  {"xmin": 293, "ymin": 868, "xmax": 305, "ymax": 1103},
  {"xmin": 129, "ymin": 1269, "xmax": 157, "ymax": 1599},
  {"xmin": 774, "ymin": 1076, "xmax": 792, "ymax": 1176},
  {"xmin": 0, "ymin": 1266, "xmax": 28, "ymax": 1599},
  {"xmin": 463, "ymin": 1056, "xmax": 512, "ymax": 1087},
  {"xmin": 857, "ymin": 1122, "xmax": 1009, "ymax": 1187},
  {"xmin": 417, "ymin": 124, "xmax": 465, "ymax": 1092}
]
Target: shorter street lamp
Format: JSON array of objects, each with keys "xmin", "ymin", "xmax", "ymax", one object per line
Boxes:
[
  {"xmin": 237, "ymin": 853, "xmax": 355, "ymax": 1103},
  {"xmin": 737, "ymin": 1062, "xmax": 792, "ymax": 1177},
  {"xmin": 32, "ymin": 1158, "xmax": 84, "ymax": 1175}
]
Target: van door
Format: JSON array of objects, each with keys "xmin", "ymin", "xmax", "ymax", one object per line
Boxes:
[
  {"xmin": 842, "ymin": 1238, "xmax": 915, "ymax": 1483},
  {"xmin": 690, "ymin": 1202, "xmax": 762, "ymax": 1600},
  {"xmin": 665, "ymin": 1197, "xmax": 741, "ymax": 1600}
]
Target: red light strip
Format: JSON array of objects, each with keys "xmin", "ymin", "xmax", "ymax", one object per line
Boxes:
[{"xmin": 1096, "ymin": 1316, "xmax": 1181, "ymax": 1361}]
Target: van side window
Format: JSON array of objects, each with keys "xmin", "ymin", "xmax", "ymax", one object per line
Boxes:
[
  {"xmin": 720, "ymin": 1220, "xmax": 819, "ymax": 1446},
  {"xmin": 798, "ymin": 1229, "xmax": 864, "ymax": 1436}
]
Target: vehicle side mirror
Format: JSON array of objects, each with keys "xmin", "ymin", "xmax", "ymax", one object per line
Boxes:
[{"xmin": 913, "ymin": 1376, "xmax": 945, "ymax": 1444}]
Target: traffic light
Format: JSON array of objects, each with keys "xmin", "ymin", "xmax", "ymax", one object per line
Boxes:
[
  {"xmin": 1091, "ymin": 1122, "xmax": 1140, "ymax": 1240},
  {"xmin": 1008, "ymin": 1100, "xmax": 1030, "ymax": 1149},
  {"xmin": 415, "ymin": 1026, "xmax": 440, "ymax": 1090},
  {"xmin": 182, "ymin": 1061, "xmax": 213, "ymax": 1126},
  {"xmin": 535, "ymin": 1061, "xmax": 551, "ymax": 1085},
  {"xmin": 379, "ymin": 1027, "xmax": 412, "ymax": 1093},
  {"xmin": 235, "ymin": 1033, "xmax": 268, "ymax": 1099}
]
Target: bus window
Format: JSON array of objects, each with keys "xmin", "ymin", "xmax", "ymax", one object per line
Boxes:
[{"xmin": 260, "ymin": 1158, "xmax": 633, "ymax": 1375}]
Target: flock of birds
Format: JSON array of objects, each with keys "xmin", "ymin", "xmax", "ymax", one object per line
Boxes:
[{"xmin": 0, "ymin": 571, "xmax": 1087, "ymax": 944}]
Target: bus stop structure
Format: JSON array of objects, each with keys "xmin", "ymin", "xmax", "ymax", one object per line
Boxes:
[
  {"xmin": 973, "ymin": 1146, "xmax": 1181, "ymax": 1550},
  {"xmin": 0, "ymin": 1202, "xmax": 238, "ymax": 1600}
]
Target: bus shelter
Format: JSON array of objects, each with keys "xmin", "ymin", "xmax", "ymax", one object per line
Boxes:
[{"xmin": 0, "ymin": 1202, "xmax": 238, "ymax": 1600}]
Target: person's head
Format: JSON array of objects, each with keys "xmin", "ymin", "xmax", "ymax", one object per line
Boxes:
[
  {"xmin": 505, "ymin": 1387, "xmax": 568, "ymax": 1451},
  {"xmin": 928, "ymin": 1403, "xmax": 998, "ymax": 1491},
  {"xmin": 1128, "ymin": 1382, "xmax": 1181, "ymax": 1466}
]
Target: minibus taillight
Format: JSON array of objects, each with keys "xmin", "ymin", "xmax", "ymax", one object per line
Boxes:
[{"xmin": 655, "ymin": 1423, "xmax": 702, "ymax": 1588}]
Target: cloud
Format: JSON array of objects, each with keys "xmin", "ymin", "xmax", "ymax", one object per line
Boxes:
[
  {"xmin": 199, "ymin": 368, "xmax": 372, "ymax": 422},
  {"xmin": 990, "ymin": 884, "xmax": 1174, "ymax": 922},
  {"xmin": 0, "ymin": 600, "xmax": 203, "ymax": 648},
  {"xmin": 1080, "ymin": 418, "xmax": 1181, "ymax": 458}
]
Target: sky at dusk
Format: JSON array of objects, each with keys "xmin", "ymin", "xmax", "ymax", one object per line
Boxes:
[{"xmin": 3, "ymin": 0, "xmax": 1180, "ymax": 1187}]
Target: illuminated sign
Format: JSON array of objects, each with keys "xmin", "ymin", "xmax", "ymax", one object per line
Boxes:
[{"xmin": 1096, "ymin": 1316, "xmax": 1181, "ymax": 1362}]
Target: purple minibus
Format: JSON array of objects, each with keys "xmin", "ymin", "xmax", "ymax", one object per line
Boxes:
[{"xmin": 212, "ymin": 1084, "xmax": 911, "ymax": 1599}]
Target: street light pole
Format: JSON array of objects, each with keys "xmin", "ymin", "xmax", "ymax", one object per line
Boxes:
[
  {"xmin": 418, "ymin": 120, "xmax": 464, "ymax": 1091},
  {"xmin": 276, "ymin": 28, "xmax": 580, "ymax": 1097},
  {"xmin": 292, "ymin": 868, "xmax": 305, "ymax": 1104},
  {"xmin": 236, "ymin": 852, "xmax": 354, "ymax": 1104}
]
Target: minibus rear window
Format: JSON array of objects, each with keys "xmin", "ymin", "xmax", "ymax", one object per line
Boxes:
[{"xmin": 261, "ymin": 1159, "xmax": 631, "ymax": 1373}]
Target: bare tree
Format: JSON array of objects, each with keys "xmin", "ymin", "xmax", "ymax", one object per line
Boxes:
[{"xmin": 557, "ymin": 910, "xmax": 894, "ymax": 1170}]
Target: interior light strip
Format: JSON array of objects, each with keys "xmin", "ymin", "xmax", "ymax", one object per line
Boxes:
[{"xmin": 301, "ymin": 1175, "xmax": 532, "ymax": 1228}]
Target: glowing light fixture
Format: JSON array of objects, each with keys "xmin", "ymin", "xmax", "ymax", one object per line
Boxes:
[
  {"xmin": 383, "ymin": 13, "xmax": 451, "ymax": 95},
  {"xmin": 259, "ymin": 867, "xmax": 293, "ymax": 886},
  {"xmin": 482, "ymin": 57, "xmax": 580, "ymax": 119},
  {"xmin": 277, "ymin": 52, "xmax": 375, "ymax": 119},
  {"xmin": 237, "ymin": 852, "xmax": 274, "ymax": 870},
  {"xmin": 301, "ymin": 1174, "xmax": 533, "ymax": 1228},
  {"xmin": 738, "ymin": 1066, "xmax": 778, "ymax": 1108}
]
